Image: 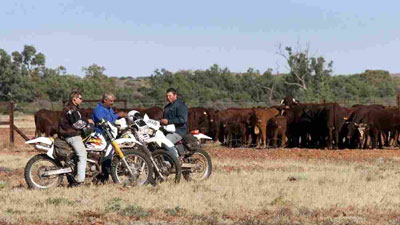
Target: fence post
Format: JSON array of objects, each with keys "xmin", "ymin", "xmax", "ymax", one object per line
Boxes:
[
  {"xmin": 9, "ymin": 102, "xmax": 14, "ymax": 145},
  {"xmin": 397, "ymin": 92, "xmax": 400, "ymax": 108}
]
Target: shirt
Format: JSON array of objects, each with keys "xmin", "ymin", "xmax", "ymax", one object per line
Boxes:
[
  {"xmin": 92, "ymin": 103, "xmax": 119, "ymax": 133},
  {"xmin": 163, "ymin": 98, "xmax": 188, "ymax": 136}
]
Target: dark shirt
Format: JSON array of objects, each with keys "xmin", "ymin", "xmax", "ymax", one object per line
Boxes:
[
  {"xmin": 58, "ymin": 102, "xmax": 88, "ymax": 138},
  {"xmin": 163, "ymin": 98, "xmax": 188, "ymax": 136},
  {"xmin": 92, "ymin": 103, "xmax": 119, "ymax": 133}
]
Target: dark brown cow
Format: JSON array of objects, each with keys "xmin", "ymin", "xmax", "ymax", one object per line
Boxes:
[
  {"xmin": 353, "ymin": 107, "xmax": 400, "ymax": 149},
  {"xmin": 34, "ymin": 109, "xmax": 62, "ymax": 137},
  {"xmin": 215, "ymin": 108, "xmax": 253, "ymax": 147},
  {"xmin": 188, "ymin": 107, "xmax": 216, "ymax": 136},
  {"xmin": 143, "ymin": 106, "xmax": 163, "ymax": 120},
  {"xmin": 35, "ymin": 108, "xmax": 93, "ymax": 137},
  {"xmin": 344, "ymin": 105, "xmax": 386, "ymax": 149},
  {"xmin": 115, "ymin": 106, "xmax": 163, "ymax": 120},
  {"xmin": 281, "ymin": 103, "xmax": 348, "ymax": 149}
]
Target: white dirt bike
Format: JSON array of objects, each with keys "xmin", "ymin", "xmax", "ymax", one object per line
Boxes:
[
  {"xmin": 24, "ymin": 119, "xmax": 154, "ymax": 189},
  {"xmin": 128, "ymin": 112, "xmax": 213, "ymax": 182}
]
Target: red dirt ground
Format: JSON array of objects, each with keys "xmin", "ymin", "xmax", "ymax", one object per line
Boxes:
[
  {"xmin": 207, "ymin": 147, "xmax": 400, "ymax": 163},
  {"xmin": 2, "ymin": 127, "xmax": 400, "ymax": 163}
]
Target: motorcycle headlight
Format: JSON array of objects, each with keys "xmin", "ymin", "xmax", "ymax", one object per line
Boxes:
[{"xmin": 148, "ymin": 128, "xmax": 154, "ymax": 135}]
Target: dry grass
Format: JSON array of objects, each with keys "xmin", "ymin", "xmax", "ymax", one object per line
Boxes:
[
  {"xmin": 1, "ymin": 115, "xmax": 400, "ymax": 224},
  {"xmin": 0, "ymin": 113, "xmax": 35, "ymax": 129},
  {"xmin": 1, "ymin": 148, "xmax": 400, "ymax": 225}
]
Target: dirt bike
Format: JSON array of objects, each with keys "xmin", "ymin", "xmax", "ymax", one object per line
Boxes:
[
  {"xmin": 135, "ymin": 113, "xmax": 213, "ymax": 182},
  {"xmin": 117, "ymin": 111, "xmax": 183, "ymax": 184},
  {"xmin": 24, "ymin": 119, "xmax": 154, "ymax": 189}
]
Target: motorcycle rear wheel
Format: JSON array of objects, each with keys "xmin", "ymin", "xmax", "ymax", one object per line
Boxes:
[
  {"xmin": 183, "ymin": 149, "xmax": 212, "ymax": 182},
  {"xmin": 24, "ymin": 154, "xmax": 64, "ymax": 189}
]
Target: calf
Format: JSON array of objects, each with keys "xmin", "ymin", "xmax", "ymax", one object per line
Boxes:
[
  {"xmin": 267, "ymin": 116, "xmax": 287, "ymax": 148},
  {"xmin": 250, "ymin": 108, "xmax": 279, "ymax": 148}
]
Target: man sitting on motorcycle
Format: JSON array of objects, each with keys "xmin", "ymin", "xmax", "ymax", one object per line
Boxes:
[
  {"xmin": 161, "ymin": 88, "xmax": 189, "ymax": 161},
  {"xmin": 58, "ymin": 90, "xmax": 90, "ymax": 186},
  {"xmin": 92, "ymin": 93, "xmax": 124, "ymax": 182}
]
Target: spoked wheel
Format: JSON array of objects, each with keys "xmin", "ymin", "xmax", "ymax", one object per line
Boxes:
[
  {"xmin": 24, "ymin": 154, "xmax": 64, "ymax": 189},
  {"xmin": 152, "ymin": 150, "xmax": 181, "ymax": 184},
  {"xmin": 111, "ymin": 148, "xmax": 154, "ymax": 186},
  {"xmin": 182, "ymin": 149, "xmax": 212, "ymax": 182}
]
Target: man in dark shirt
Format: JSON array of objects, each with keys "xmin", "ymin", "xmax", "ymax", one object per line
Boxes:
[
  {"xmin": 161, "ymin": 88, "xmax": 188, "ymax": 159},
  {"xmin": 58, "ymin": 90, "xmax": 89, "ymax": 185}
]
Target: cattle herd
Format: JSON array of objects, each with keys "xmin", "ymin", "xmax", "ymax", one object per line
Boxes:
[{"xmin": 34, "ymin": 97, "xmax": 400, "ymax": 150}]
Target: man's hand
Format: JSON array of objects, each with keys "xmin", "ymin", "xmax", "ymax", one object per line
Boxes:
[
  {"xmin": 118, "ymin": 111, "xmax": 128, "ymax": 118},
  {"xmin": 88, "ymin": 119, "xmax": 94, "ymax": 124},
  {"xmin": 161, "ymin": 119, "xmax": 168, "ymax": 125}
]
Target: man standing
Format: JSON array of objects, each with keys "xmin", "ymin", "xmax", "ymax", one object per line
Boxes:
[
  {"xmin": 58, "ymin": 90, "xmax": 89, "ymax": 186},
  {"xmin": 161, "ymin": 88, "xmax": 189, "ymax": 159}
]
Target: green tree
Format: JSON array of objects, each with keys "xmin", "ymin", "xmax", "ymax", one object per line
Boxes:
[
  {"xmin": 82, "ymin": 64, "xmax": 116, "ymax": 99},
  {"xmin": 278, "ymin": 45, "xmax": 333, "ymax": 101}
]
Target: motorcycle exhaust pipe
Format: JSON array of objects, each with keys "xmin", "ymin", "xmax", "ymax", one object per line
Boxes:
[{"xmin": 42, "ymin": 168, "xmax": 72, "ymax": 176}]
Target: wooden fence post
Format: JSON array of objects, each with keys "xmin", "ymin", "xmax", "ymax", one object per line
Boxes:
[
  {"xmin": 397, "ymin": 92, "xmax": 400, "ymax": 108},
  {"xmin": 9, "ymin": 102, "xmax": 14, "ymax": 145}
]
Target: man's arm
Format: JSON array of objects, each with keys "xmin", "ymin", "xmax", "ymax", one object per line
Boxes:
[{"xmin": 92, "ymin": 107, "xmax": 106, "ymax": 124}]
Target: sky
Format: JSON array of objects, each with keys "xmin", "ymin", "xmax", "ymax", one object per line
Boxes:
[{"xmin": 1, "ymin": 0, "xmax": 399, "ymax": 77}]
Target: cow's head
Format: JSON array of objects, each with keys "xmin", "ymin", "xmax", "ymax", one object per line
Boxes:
[
  {"xmin": 354, "ymin": 123, "xmax": 368, "ymax": 141},
  {"xmin": 281, "ymin": 96, "xmax": 299, "ymax": 108}
]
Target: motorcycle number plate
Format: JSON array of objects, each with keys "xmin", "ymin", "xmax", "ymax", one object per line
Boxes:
[{"xmin": 147, "ymin": 119, "xmax": 160, "ymax": 127}]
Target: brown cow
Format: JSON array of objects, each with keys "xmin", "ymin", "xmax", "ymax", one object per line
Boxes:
[
  {"xmin": 250, "ymin": 108, "xmax": 279, "ymax": 148},
  {"xmin": 34, "ymin": 108, "xmax": 94, "ymax": 137},
  {"xmin": 267, "ymin": 116, "xmax": 287, "ymax": 148},
  {"xmin": 215, "ymin": 108, "xmax": 253, "ymax": 147},
  {"xmin": 34, "ymin": 109, "xmax": 62, "ymax": 137},
  {"xmin": 188, "ymin": 107, "xmax": 217, "ymax": 136},
  {"xmin": 115, "ymin": 106, "xmax": 163, "ymax": 120}
]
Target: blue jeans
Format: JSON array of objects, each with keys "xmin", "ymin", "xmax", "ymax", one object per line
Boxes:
[
  {"xmin": 65, "ymin": 136, "xmax": 87, "ymax": 183},
  {"xmin": 164, "ymin": 133, "xmax": 182, "ymax": 158}
]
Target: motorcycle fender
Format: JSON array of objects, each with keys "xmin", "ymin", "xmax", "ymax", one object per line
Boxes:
[
  {"xmin": 193, "ymin": 133, "xmax": 212, "ymax": 140},
  {"xmin": 146, "ymin": 131, "xmax": 174, "ymax": 148},
  {"xmin": 26, "ymin": 137, "xmax": 55, "ymax": 159},
  {"xmin": 26, "ymin": 137, "xmax": 53, "ymax": 145},
  {"xmin": 46, "ymin": 147, "xmax": 55, "ymax": 160},
  {"xmin": 145, "ymin": 137, "xmax": 174, "ymax": 148},
  {"xmin": 115, "ymin": 137, "xmax": 142, "ymax": 147}
]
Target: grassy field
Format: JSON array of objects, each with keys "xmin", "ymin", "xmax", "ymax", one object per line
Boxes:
[
  {"xmin": 2, "ymin": 145, "xmax": 400, "ymax": 224},
  {"xmin": 2, "ymin": 115, "xmax": 400, "ymax": 224}
]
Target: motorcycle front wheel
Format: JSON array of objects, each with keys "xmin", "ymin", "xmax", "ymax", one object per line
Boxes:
[
  {"xmin": 24, "ymin": 154, "xmax": 64, "ymax": 189},
  {"xmin": 111, "ymin": 148, "xmax": 154, "ymax": 186},
  {"xmin": 152, "ymin": 150, "xmax": 182, "ymax": 184},
  {"xmin": 182, "ymin": 149, "xmax": 212, "ymax": 182}
]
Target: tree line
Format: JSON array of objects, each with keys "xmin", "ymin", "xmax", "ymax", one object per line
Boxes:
[{"xmin": 0, "ymin": 45, "xmax": 399, "ymax": 112}]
